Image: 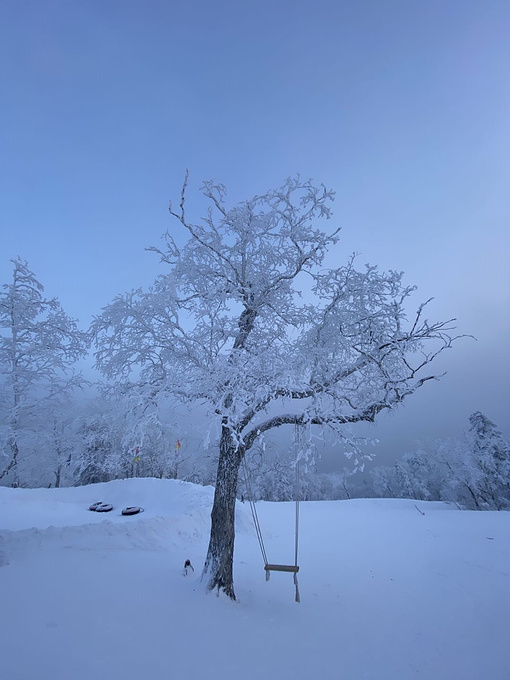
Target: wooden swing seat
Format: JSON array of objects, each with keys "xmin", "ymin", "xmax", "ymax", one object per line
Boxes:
[
  {"xmin": 264, "ymin": 563, "xmax": 299, "ymax": 574},
  {"xmin": 264, "ymin": 564, "xmax": 300, "ymax": 592}
]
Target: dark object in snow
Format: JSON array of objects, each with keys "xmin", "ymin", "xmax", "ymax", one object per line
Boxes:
[
  {"xmin": 95, "ymin": 503, "xmax": 113, "ymax": 513},
  {"xmin": 182, "ymin": 559, "xmax": 194, "ymax": 576},
  {"xmin": 89, "ymin": 502, "xmax": 104, "ymax": 511},
  {"xmin": 121, "ymin": 506, "xmax": 144, "ymax": 516}
]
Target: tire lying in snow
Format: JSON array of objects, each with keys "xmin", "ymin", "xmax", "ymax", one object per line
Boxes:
[
  {"xmin": 89, "ymin": 502, "xmax": 104, "ymax": 511},
  {"xmin": 121, "ymin": 506, "xmax": 144, "ymax": 516},
  {"xmin": 94, "ymin": 503, "xmax": 114, "ymax": 513}
]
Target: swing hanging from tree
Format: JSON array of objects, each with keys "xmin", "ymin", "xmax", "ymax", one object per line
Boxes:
[{"xmin": 242, "ymin": 423, "xmax": 305, "ymax": 603}]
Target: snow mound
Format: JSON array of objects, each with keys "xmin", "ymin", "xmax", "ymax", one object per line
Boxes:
[
  {"xmin": 0, "ymin": 478, "xmax": 257, "ymax": 565},
  {"xmin": 0, "ymin": 478, "xmax": 217, "ymax": 562},
  {"xmin": 0, "ymin": 477, "xmax": 215, "ymax": 531}
]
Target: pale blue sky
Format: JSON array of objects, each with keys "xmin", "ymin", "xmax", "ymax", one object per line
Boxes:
[{"xmin": 1, "ymin": 0, "xmax": 509, "ymax": 465}]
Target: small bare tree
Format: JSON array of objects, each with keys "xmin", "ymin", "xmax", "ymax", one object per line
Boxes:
[{"xmin": 92, "ymin": 175, "xmax": 458, "ymax": 599}]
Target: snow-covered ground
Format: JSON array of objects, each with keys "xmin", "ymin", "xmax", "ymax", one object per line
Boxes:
[{"xmin": 1, "ymin": 479, "xmax": 509, "ymax": 680}]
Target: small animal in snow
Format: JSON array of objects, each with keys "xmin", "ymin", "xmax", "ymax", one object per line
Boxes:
[{"xmin": 182, "ymin": 559, "xmax": 194, "ymax": 576}]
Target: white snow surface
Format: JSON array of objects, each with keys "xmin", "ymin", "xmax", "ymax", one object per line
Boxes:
[{"xmin": 1, "ymin": 478, "xmax": 509, "ymax": 680}]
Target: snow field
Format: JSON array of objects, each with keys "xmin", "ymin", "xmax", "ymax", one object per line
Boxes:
[{"xmin": 1, "ymin": 479, "xmax": 509, "ymax": 680}]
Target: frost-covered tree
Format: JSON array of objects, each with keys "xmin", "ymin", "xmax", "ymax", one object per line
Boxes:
[
  {"xmin": 394, "ymin": 461, "xmax": 414, "ymax": 499},
  {"xmin": 71, "ymin": 386, "xmax": 204, "ymax": 485},
  {"xmin": 466, "ymin": 412, "xmax": 510, "ymax": 510},
  {"xmin": 239, "ymin": 440, "xmax": 300, "ymax": 502},
  {"xmin": 0, "ymin": 258, "xmax": 88, "ymax": 485},
  {"xmin": 73, "ymin": 392, "xmax": 142, "ymax": 485},
  {"xmin": 367, "ymin": 414, "xmax": 509, "ymax": 509},
  {"xmin": 74, "ymin": 408, "xmax": 119, "ymax": 486},
  {"xmin": 50, "ymin": 411, "xmax": 76, "ymax": 488},
  {"xmin": 92, "ymin": 176, "xmax": 457, "ymax": 599},
  {"xmin": 420, "ymin": 415, "xmax": 510, "ymax": 510},
  {"xmin": 370, "ymin": 464, "xmax": 400, "ymax": 499}
]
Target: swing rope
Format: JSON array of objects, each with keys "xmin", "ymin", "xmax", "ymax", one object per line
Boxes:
[
  {"xmin": 241, "ymin": 432, "xmax": 302, "ymax": 603},
  {"xmin": 294, "ymin": 459, "xmax": 300, "ymax": 569},
  {"xmin": 242, "ymin": 455, "xmax": 268, "ymax": 566}
]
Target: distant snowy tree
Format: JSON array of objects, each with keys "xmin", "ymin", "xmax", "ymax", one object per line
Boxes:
[
  {"xmin": 74, "ymin": 404, "xmax": 120, "ymax": 486},
  {"xmin": 466, "ymin": 412, "xmax": 510, "ymax": 510},
  {"xmin": 239, "ymin": 441, "xmax": 299, "ymax": 502},
  {"xmin": 405, "ymin": 450, "xmax": 443, "ymax": 500},
  {"xmin": 421, "ymin": 415, "xmax": 510, "ymax": 510},
  {"xmin": 379, "ymin": 454, "xmax": 437, "ymax": 501},
  {"xmin": 0, "ymin": 258, "xmax": 88, "ymax": 486},
  {"xmin": 370, "ymin": 464, "xmax": 400, "ymax": 498},
  {"xmin": 330, "ymin": 469, "xmax": 355, "ymax": 500},
  {"xmin": 92, "ymin": 175, "xmax": 458, "ymax": 599},
  {"xmin": 71, "ymin": 386, "xmax": 204, "ymax": 485},
  {"xmin": 368, "ymin": 413, "xmax": 509, "ymax": 509},
  {"xmin": 393, "ymin": 461, "xmax": 411, "ymax": 498},
  {"xmin": 50, "ymin": 411, "xmax": 76, "ymax": 488}
]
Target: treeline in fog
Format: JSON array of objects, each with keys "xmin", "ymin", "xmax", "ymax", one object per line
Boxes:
[{"xmin": 1, "ymin": 258, "xmax": 508, "ymax": 510}]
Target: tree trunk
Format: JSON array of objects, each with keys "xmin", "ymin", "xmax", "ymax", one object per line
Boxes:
[
  {"xmin": 0, "ymin": 438, "xmax": 19, "ymax": 482},
  {"xmin": 202, "ymin": 425, "xmax": 243, "ymax": 600},
  {"xmin": 463, "ymin": 481, "xmax": 482, "ymax": 510}
]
